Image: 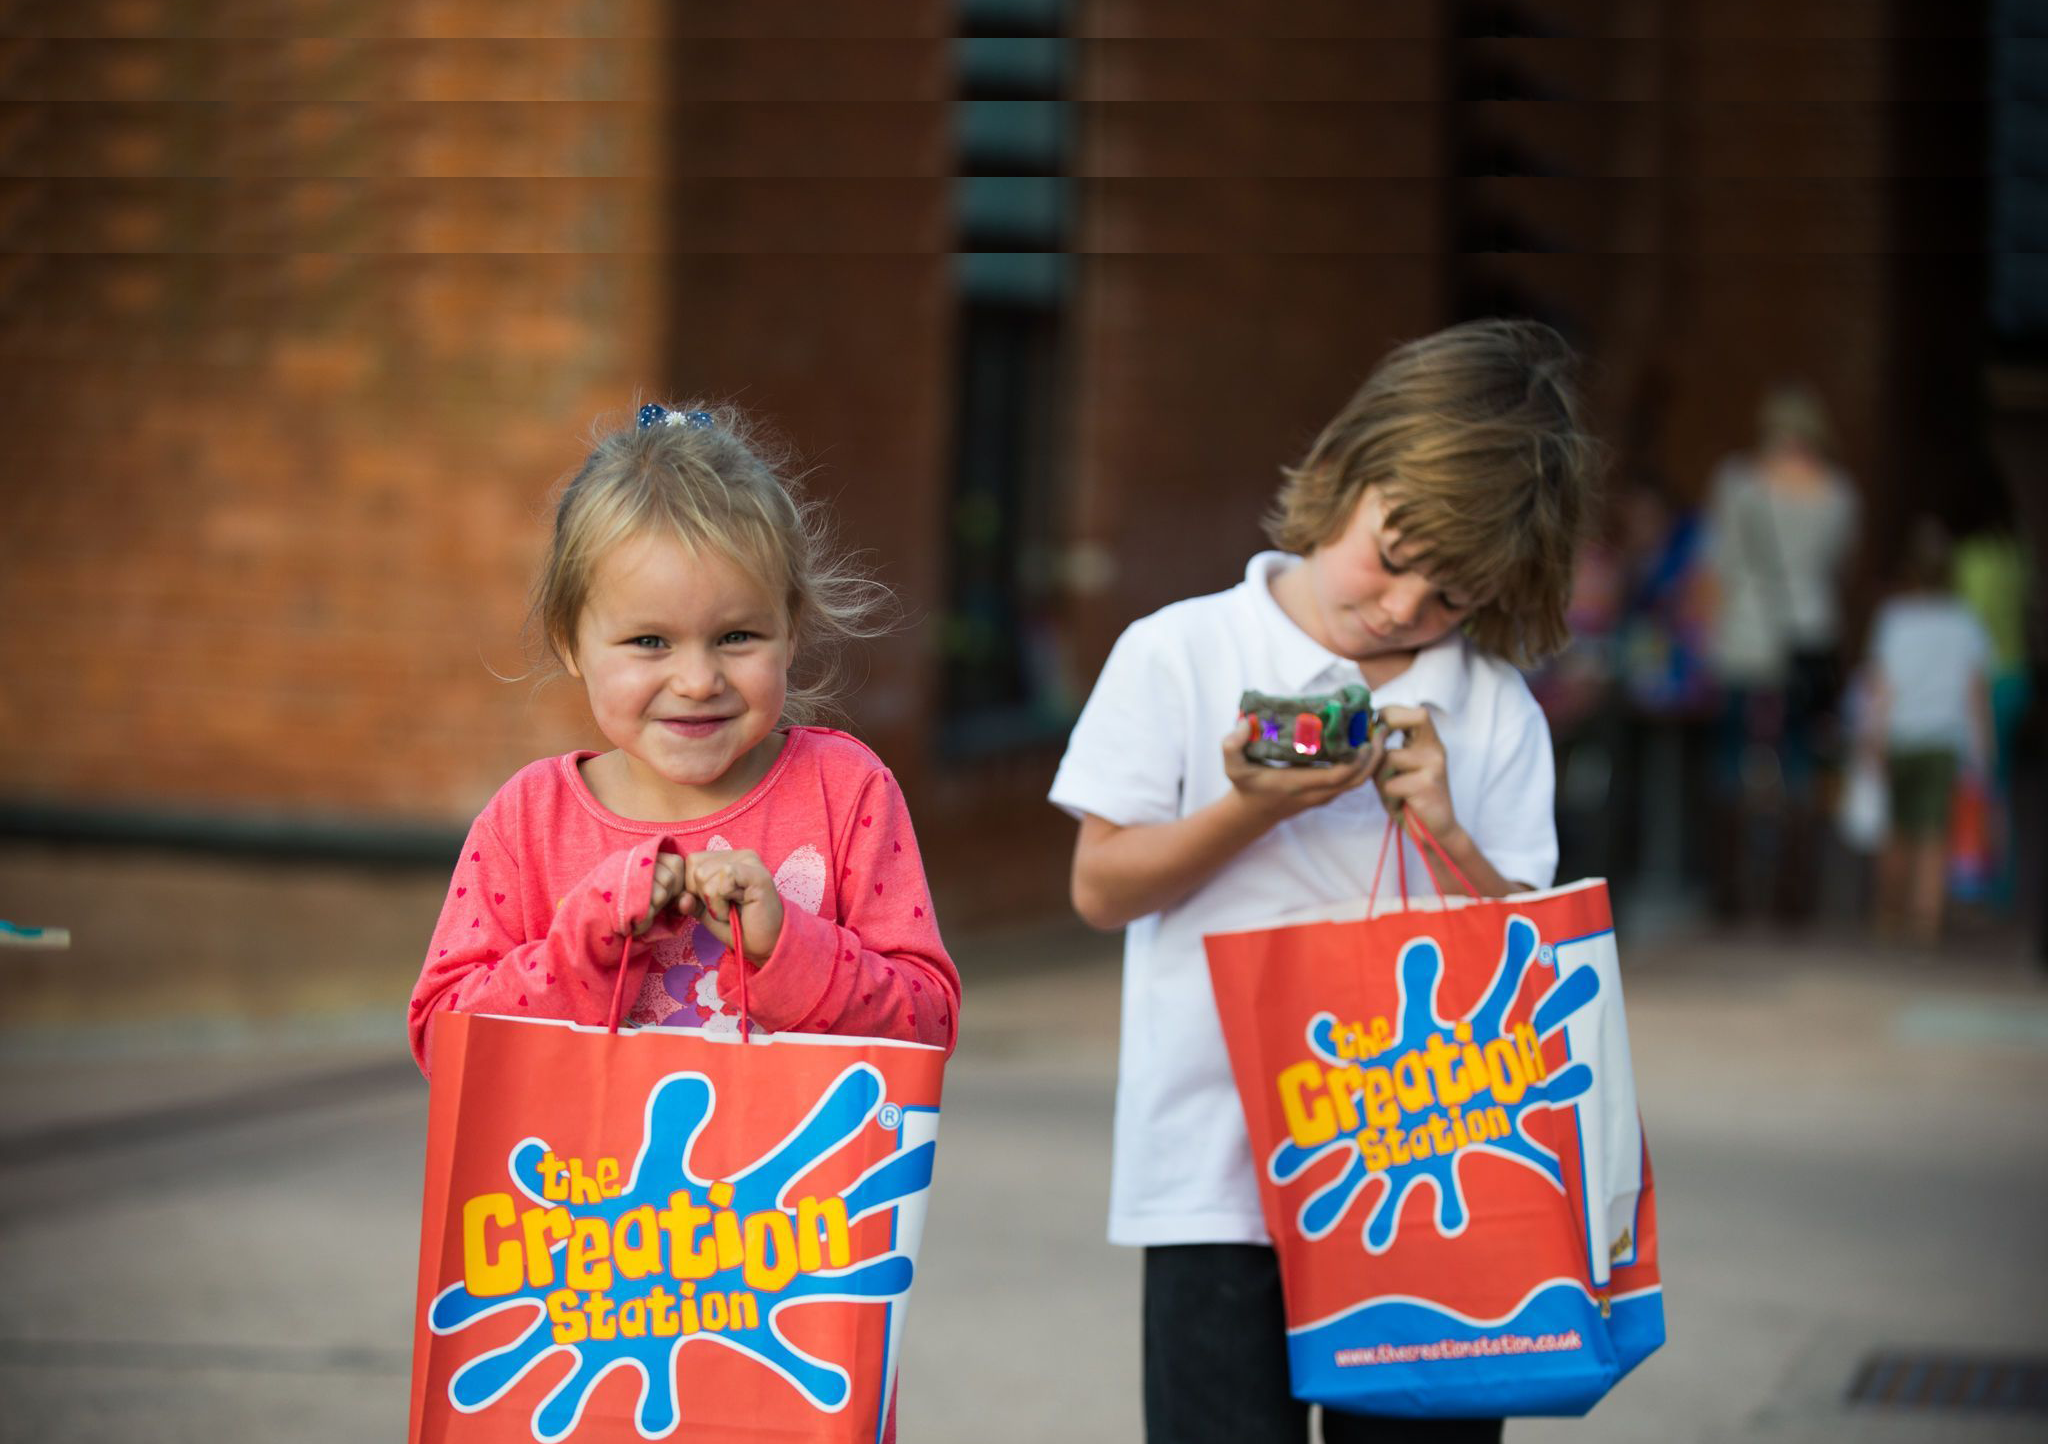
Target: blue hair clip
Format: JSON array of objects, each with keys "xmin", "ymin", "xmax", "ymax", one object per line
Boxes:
[{"xmin": 637, "ymin": 404, "xmax": 714, "ymax": 431}]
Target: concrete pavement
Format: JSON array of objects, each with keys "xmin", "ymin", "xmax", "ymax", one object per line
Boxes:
[{"xmin": 1, "ymin": 926, "xmax": 2045, "ymax": 1443}]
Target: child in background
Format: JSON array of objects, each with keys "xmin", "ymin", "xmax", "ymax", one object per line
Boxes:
[
  {"xmin": 1953, "ymin": 526, "xmax": 2031, "ymax": 909},
  {"xmin": 1863, "ymin": 516, "xmax": 1995, "ymax": 946},
  {"xmin": 408, "ymin": 403, "xmax": 959, "ymax": 1077},
  {"xmin": 1051, "ymin": 320, "xmax": 1597, "ymax": 1444}
]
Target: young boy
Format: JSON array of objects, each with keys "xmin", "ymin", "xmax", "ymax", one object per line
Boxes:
[
  {"xmin": 1863, "ymin": 516, "xmax": 1995, "ymax": 945},
  {"xmin": 1050, "ymin": 319, "xmax": 1598, "ymax": 1444}
]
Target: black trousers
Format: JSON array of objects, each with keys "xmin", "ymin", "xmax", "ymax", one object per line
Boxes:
[{"xmin": 1144, "ymin": 1244, "xmax": 1505, "ymax": 1444}]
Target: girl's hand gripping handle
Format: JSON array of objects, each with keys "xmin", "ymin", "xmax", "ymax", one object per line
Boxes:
[{"xmin": 680, "ymin": 849, "xmax": 785, "ymax": 960}]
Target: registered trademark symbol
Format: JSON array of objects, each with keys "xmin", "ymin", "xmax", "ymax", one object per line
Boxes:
[
  {"xmin": 877, "ymin": 1103, "xmax": 902, "ymax": 1130},
  {"xmin": 1537, "ymin": 945, "xmax": 1555, "ymax": 967}
]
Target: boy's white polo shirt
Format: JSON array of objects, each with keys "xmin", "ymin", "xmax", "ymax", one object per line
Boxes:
[{"xmin": 1049, "ymin": 551, "xmax": 1559, "ymax": 1247}]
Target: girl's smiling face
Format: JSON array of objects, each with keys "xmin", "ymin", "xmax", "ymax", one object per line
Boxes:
[
  {"xmin": 566, "ymin": 529, "xmax": 792, "ymax": 819},
  {"xmin": 1291, "ymin": 486, "xmax": 1476, "ymax": 662}
]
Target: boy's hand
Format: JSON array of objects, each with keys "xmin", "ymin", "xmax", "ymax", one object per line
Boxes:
[
  {"xmin": 1221, "ymin": 717, "xmax": 1381, "ymax": 823},
  {"xmin": 678, "ymin": 849, "xmax": 785, "ymax": 963},
  {"xmin": 1374, "ymin": 704, "xmax": 1460, "ymax": 845},
  {"xmin": 633, "ymin": 852, "xmax": 690, "ymax": 937}
]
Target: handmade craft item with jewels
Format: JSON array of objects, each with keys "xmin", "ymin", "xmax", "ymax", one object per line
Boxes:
[{"xmin": 1239, "ymin": 685, "xmax": 1378, "ymax": 767}]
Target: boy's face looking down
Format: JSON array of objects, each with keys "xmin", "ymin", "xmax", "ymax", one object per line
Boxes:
[{"xmin": 1277, "ymin": 485, "xmax": 1475, "ymax": 665}]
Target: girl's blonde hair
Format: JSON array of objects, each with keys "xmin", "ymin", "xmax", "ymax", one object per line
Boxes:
[
  {"xmin": 1265, "ymin": 318, "xmax": 1601, "ymax": 667},
  {"xmin": 531, "ymin": 403, "xmax": 892, "ymax": 723}
]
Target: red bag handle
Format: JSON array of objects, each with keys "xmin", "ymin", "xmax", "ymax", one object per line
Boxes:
[
  {"xmin": 730, "ymin": 909, "xmax": 752, "ymax": 1040},
  {"xmin": 1409, "ymin": 810, "xmax": 1480, "ymax": 897},
  {"xmin": 605, "ymin": 930, "xmax": 633, "ymax": 1035},
  {"xmin": 604, "ymin": 889, "xmax": 754, "ymax": 1039},
  {"xmin": 1366, "ymin": 808, "xmax": 1481, "ymax": 918}
]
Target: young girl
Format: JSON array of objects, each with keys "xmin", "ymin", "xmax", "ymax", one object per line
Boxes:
[{"xmin": 408, "ymin": 403, "xmax": 959, "ymax": 1075}]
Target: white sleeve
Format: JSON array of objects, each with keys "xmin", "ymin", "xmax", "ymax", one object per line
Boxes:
[
  {"xmin": 1468, "ymin": 680, "xmax": 1559, "ymax": 891},
  {"xmin": 1048, "ymin": 616, "xmax": 1189, "ymax": 828}
]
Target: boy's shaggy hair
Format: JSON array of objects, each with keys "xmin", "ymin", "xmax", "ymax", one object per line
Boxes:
[
  {"xmin": 1265, "ymin": 319, "xmax": 1601, "ymax": 667},
  {"xmin": 531, "ymin": 403, "xmax": 891, "ymax": 724}
]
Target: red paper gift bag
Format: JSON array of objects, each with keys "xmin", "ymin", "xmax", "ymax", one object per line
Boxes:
[
  {"xmin": 408, "ymin": 948, "xmax": 946, "ymax": 1444},
  {"xmin": 1204, "ymin": 826, "xmax": 1663, "ymax": 1418}
]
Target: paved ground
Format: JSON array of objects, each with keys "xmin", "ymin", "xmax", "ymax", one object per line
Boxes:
[{"xmin": 1, "ymin": 915, "xmax": 2045, "ymax": 1443}]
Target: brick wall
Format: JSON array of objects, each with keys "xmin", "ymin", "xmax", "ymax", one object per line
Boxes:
[
  {"xmin": 0, "ymin": 1, "xmax": 1999, "ymax": 935},
  {"xmin": 1, "ymin": 8, "xmax": 665, "ymax": 825},
  {"xmin": 1062, "ymin": 9, "xmax": 1454, "ymax": 676}
]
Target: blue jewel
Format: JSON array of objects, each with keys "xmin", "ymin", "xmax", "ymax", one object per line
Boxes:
[{"xmin": 637, "ymin": 404, "xmax": 714, "ymax": 431}]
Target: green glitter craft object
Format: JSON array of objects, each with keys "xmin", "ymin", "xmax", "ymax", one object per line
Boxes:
[{"xmin": 1238, "ymin": 683, "xmax": 1377, "ymax": 766}]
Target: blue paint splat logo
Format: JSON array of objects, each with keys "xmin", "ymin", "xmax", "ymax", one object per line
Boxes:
[
  {"xmin": 1266, "ymin": 915, "xmax": 1598, "ymax": 1254},
  {"xmin": 429, "ymin": 1063, "xmax": 931, "ymax": 1441}
]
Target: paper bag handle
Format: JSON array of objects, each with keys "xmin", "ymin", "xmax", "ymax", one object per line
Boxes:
[
  {"xmin": 603, "ymin": 900, "xmax": 754, "ymax": 1038},
  {"xmin": 1366, "ymin": 809, "xmax": 1480, "ymax": 918}
]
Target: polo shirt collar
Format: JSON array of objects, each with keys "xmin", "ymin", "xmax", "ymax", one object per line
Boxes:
[
  {"xmin": 1240, "ymin": 552, "xmax": 1344, "ymax": 691},
  {"xmin": 1376, "ymin": 627, "xmax": 1472, "ymax": 716},
  {"xmin": 1237, "ymin": 550, "xmax": 1473, "ymax": 713}
]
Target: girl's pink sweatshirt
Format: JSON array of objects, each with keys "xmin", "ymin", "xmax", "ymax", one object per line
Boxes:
[{"xmin": 408, "ymin": 727, "xmax": 959, "ymax": 1075}]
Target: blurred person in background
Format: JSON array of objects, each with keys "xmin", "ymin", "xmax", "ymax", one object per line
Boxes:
[
  {"xmin": 1611, "ymin": 479, "xmax": 1718, "ymax": 922},
  {"xmin": 1616, "ymin": 482, "xmax": 1715, "ymax": 722},
  {"xmin": 1952, "ymin": 520, "xmax": 2032, "ymax": 911},
  {"xmin": 1526, "ymin": 498, "xmax": 1625, "ymax": 884},
  {"xmin": 1860, "ymin": 517, "xmax": 1995, "ymax": 947},
  {"xmin": 1701, "ymin": 382, "xmax": 1861, "ymax": 923}
]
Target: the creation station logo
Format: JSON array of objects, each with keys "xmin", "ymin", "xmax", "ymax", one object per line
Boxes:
[
  {"xmin": 430, "ymin": 1063, "xmax": 929, "ymax": 1441},
  {"xmin": 1268, "ymin": 914, "xmax": 1598, "ymax": 1253}
]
